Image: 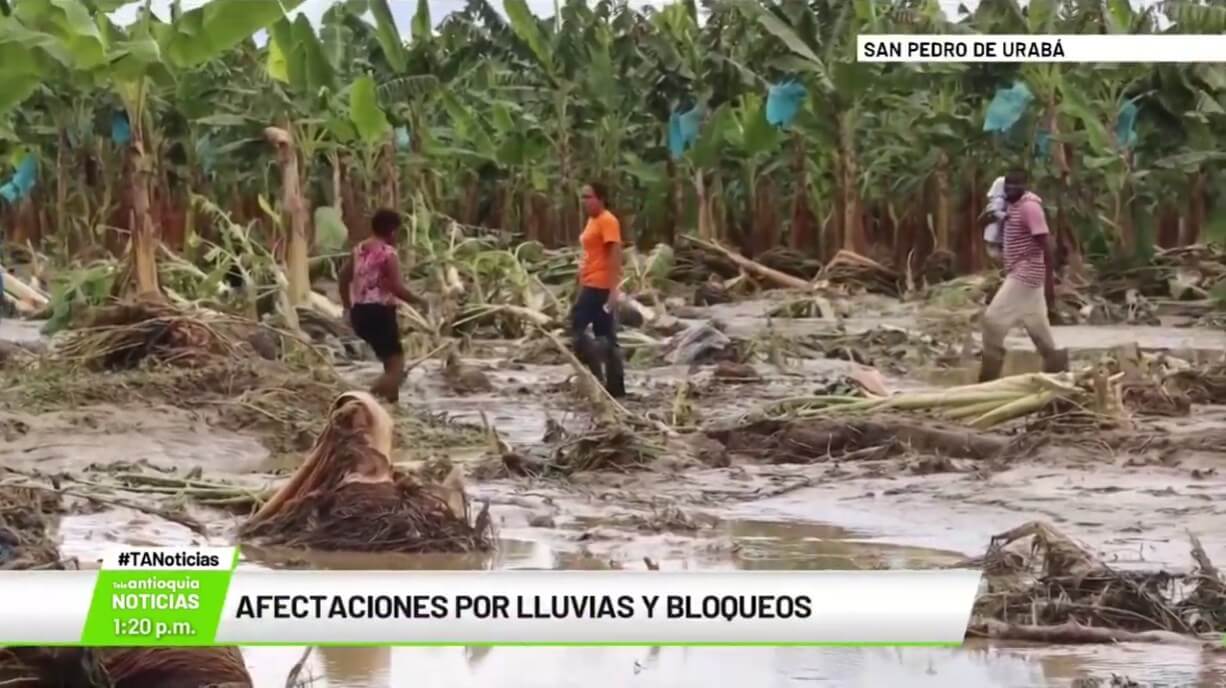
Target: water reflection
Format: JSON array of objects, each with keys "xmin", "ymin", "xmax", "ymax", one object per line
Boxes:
[
  {"xmin": 246, "ymin": 644, "xmax": 1222, "ymax": 688},
  {"xmin": 237, "ymin": 519, "xmax": 1216, "ymax": 688},
  {"xmin": 725, "ymin": 520, "xmax": 965, "ymax": 571},
  {"xmin": 319, "ymin": 647, "xmax": 391, "ymax": 688}
]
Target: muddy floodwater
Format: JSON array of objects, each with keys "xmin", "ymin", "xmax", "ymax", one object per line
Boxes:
[{"xmin": 5, "ymin": 296, "xmax": 1226, "ymax": 687}]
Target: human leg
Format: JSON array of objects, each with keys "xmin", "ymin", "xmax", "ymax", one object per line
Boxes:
[
  {"xmin": 571, "ymin": 287, "xmax": 608, "ymax": 383},
  {"xmin": 1018, "ymin": 289, "xmax": 1067, "ymax": 373},
  {"xmin": 376, "ymin": 352, "xmax": 406, "ymax": 403},
  {"xmin": 353, "ymin": 304, "xmax": 404, "ymax": 403},
  {"xmin": 591, "ymin": 300, "xmax": 625, "ymax": 398},
  {"xmin": 979, "ymin": 277, "xmax": 1023, "ymax": 382}
]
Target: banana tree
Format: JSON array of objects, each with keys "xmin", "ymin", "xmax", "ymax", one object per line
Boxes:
[
  {"xmin": 500, "ymin": 0, "xmax": 583, "ymax": 239},
  {"xmin": 723, "ymin": 93, "xmax": 785, "ymax": 254},
  {"xmin": 642, "ymin": 1, "xmax": 728, "ymax": 242},
  {"xmin": 1060, "ymin": 78, "xmax": 1150, "ymax": 260},
  {"xmin": 0, "ymin": 0, "xmax": 300, "ymax": 295},
  {"xmin": 747, "ymin": 0, "xmax": 882, "ymax": 256},
  {"xmin": 263, "ymin": 10, "xmax": 352, "ymax": 306},
  {"xmin": 1150, "ymin": 2, "xmax": 1226, "ymax": 246}
]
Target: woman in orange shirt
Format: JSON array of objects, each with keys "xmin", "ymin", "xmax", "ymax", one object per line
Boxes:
[{"xmin": 571, "ymin": 182, "xmax": 625, "ymax": 398}]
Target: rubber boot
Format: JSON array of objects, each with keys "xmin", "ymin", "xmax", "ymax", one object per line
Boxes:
[
  {"xmin": 1041, "ymin": 348, "xmax": 1069, "ymax": 374},
  {"xmin": 573, "ymin": 333, "xmax": 605, "ymax": 385},
  {"xmin": 598, "ymin": 337, "xmax": 626, "ymax": 399},
  {"xmin": 978, "ymin": 345, "xmax": 1005, "ymax": 383}
]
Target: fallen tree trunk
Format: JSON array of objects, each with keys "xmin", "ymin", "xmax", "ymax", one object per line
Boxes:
[
  {"xmin": 706, "ymin": 416, "xmax": 1008, "ymax": 463},
  {"xmin": 1, "ymin": 269, "xmax": 50, "ymax": 314},
  {"xmin": 683, "ymin": 236, "xmax": 812, "ymax": 291},
  {"xmin": 305, "ymin": 291, "xmax": 343, "ymax": 320}
]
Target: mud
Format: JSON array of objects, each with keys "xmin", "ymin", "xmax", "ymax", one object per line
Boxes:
[{"xmin": 4, "ymin": 293, "xmax": 1226, "ymax": 687}]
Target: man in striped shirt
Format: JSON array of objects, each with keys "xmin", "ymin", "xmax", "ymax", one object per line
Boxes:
[{"xmin": 978, "ymin": 169, "xmax": 1068, "ymax": 382}]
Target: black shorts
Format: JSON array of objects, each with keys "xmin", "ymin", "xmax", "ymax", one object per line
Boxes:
[{"xmin": 350, "ymin": 303, "xmax": 403, "ymax": 360}]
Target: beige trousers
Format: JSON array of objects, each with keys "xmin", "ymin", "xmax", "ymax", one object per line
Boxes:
[{"xmin": 982, "ymin": 275, "xmax": 1057, "ymax": 355}]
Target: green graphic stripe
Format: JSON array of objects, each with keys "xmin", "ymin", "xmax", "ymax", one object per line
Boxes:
[{"xmin": 80, "ymin": 569, "xmax": 236, "ymax": 646}]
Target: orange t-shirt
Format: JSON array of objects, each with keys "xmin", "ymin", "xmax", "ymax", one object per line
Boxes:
[{"xmin": 578, "ymin": 210, "xmax": 622, "ymax": 289}]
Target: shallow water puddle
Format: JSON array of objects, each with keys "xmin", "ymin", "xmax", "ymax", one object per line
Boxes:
[
  {"xmin": 0, "ymin": 405, "xmax": 270, "ymax": 475},
  {"xmin": 0, "ymin": 317, "xmax": 44, "ymax": 344},
  {"xmin": 232, "ymin": 532, "xmax": 1221, "ymax": 687},
  {"xmin": 240, "ymin": 641, "xmax": 1226, "ymax": 688},
  {"xmin": 719, "ymin": 519, "xmax": 965, "ymax": 571}
]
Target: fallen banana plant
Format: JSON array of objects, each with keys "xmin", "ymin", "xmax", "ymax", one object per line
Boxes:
[{"xmin": 753, "ymin": 373, "xmax": 1089, "ymax": 430}]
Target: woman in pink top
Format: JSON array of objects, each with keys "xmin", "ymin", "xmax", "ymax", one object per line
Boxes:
[{"xmin": 338, "ymin": 209, "xmax": 426, "ymax": 403}]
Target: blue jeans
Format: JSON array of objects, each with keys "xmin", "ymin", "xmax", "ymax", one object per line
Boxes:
[{"xmin": 570, "ymin": 286, "xmax": 625, "ymax": 397}]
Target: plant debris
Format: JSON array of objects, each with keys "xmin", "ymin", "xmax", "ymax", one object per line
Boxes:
[
  {"xmin": 240, "ymin": 392, "xmax": 492, "ymax": 554},
  {"xmin": 963, "ymin": 521, "xmax": 1226, "ymax": 645}
]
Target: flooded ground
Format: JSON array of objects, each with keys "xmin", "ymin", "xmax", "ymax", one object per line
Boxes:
[
  {"xmin": 3, "ymin": 294, "xmax": 1225, "ymax": 686},
  {"xmin": 235, "ymin": 642, "xmax": 1226, "ymax": 688}
]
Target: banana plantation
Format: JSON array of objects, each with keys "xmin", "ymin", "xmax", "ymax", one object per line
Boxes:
[
  {"xmin": 1, "ymin": 0, "xmax": 1225, "ymax": 303},
  {"xmin": 6, "ymin": 3, "xmax": 1226, "ymax": 683}
]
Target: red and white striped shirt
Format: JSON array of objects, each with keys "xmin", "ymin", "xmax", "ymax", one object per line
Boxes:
[{"xmin": 1002, "ymin": 191, "xmax": 1049, "ymax": 288}]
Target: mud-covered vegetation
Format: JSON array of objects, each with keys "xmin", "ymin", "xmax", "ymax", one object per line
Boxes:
[{"xmin": 2, "ymin": 0, "xmax": 1226, "ymax": 683}]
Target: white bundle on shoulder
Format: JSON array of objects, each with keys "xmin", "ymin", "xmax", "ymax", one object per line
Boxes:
[{"xmin": 983, "ymin": 176, "xmax": 1006, "ymax": 252}]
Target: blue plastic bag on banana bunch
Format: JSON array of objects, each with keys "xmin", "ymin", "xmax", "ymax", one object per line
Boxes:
[
  {"xmin": 111, "ymin": 111, "xmax": 131, "ymax": 146},
  {"xmin": 395, "ymin": 126, "xmax": 411, "ymax": 150},
  {"xmin": 1116, "ymin": 101, "xmax": 1138, "ymax": 150},
  {"xmin": 668, "ymin": 106, "xmax": 701, "ymax": 160},
  {"xmin": 766, "ymin": 81, "xmax": 807, "ymax": 128},
  {"xmin": 983, "ymin": 176, "xmax": 1006, "ymax": 260},
  {"xmin": 0, "ymin": 154, "xmax": 37, "ymax": 204},
  {"xmin": 983, "ymin": 81, "xmax": 1033, "ymax": 133}
]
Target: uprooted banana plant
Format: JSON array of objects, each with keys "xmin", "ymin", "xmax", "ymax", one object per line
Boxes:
[{"xmin": 755, "ymin": 373, "xmax": 1090, "ymax": 430}]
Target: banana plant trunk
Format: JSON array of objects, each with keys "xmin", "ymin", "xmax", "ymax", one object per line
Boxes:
[
  {"xmin": 1182, "ymin": 170, "xmax": 1204, "ymax": 246},
  {"xmin": 966, "ymin": 167, "xmax": 983, "ymax": 272},
  {"xmin": 1047, "ymin": 104, "xmax": 1084, "ymax": 278},
  {"xmin": 933, "ymin": 151, "xmax": 951, "ymax": 252},
  {"xmin": 56, "ymin": 129, "xmax": 69, "ymax": 248},
  {"xmin": 1114, "ymin": 179, "xmax": 1136, "ymax": 258},
  {"xmin": 835, "ymin": 111, "xmax": 865, "ymax": 253},
  {"xmin": 329, "ymin": 152, "xmax": 344, "ymax": 217},
  {"xmin": 695, "ymin": 169, "xmax": 712, "ymax": 241},
  {"xmin": 265, "ymin": 126, "xmax": 310, "ymax": 307},
  {"xmin": 666, "ymin": 158, "xmax": 681, "ymax": 245},
  {"xmin": 380, "ymin": 131, "xmax": 399, "ymax": 210},
  {"xmin": 788, "ymin": 135, "xmax": 817, "ymax": 256},
  {"xmin": 555, "ymin": 93, "xmax": 575, "ymax": 247},
  {"xmin": 129, "ymin": 118, "xmax": 159, "ymax": 296},
  {"xmin": 710, "ymin": 171, "xmax": 725, "ymax": 242}
]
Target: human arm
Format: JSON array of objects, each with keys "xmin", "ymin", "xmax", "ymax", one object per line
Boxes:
[{"xmin": 380, "ymin": 251, "xmax": 427, "ymax": 309}]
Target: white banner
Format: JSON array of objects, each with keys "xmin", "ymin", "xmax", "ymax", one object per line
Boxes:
[
  {"xmin": 0, "ymin": 569, "xmax": 983, "ymax": 645},
  {"xmin": 857, "ymin": 34, "xmax": 1226, "ymax": 63}
]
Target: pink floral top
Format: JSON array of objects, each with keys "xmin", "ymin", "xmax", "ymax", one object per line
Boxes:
[{"xmin": 350, "ymin": 239, "xmax": 397, "ymax": 306}]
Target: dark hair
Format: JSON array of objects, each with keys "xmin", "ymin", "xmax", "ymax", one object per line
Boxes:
[
  {"xmin": 1005, "ymin": 168, "xmax": 1028, "ymax": 186},
  {"xmin": 586, "ymin": 181, "xmax": 609, "ymax": 204},
  {"xmin": 371, "ymin": 208, "xmax": 401, "ymax": 238}
]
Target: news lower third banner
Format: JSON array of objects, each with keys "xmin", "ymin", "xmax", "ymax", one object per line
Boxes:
[
  {"xmin": 0, "ymin": 548, "xmax": 982, "ymax": 647},
  {"xmin": 857, "ymin": 35, "xmax": 1226, "ymax": 63}
]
